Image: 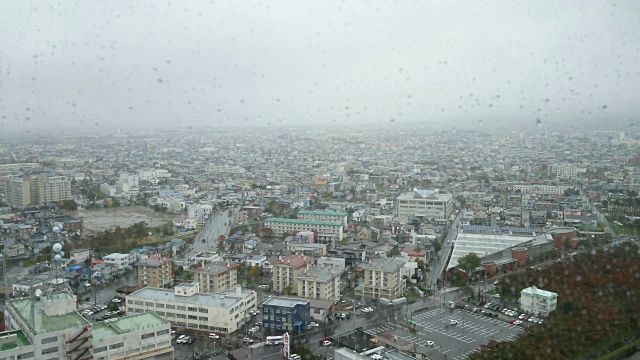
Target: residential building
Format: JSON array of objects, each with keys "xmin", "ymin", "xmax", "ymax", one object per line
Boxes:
[
  {"xmin": 272, "ymin": 255, "xmax": 313, "ymax": 294},
  {"xmin": 1, "ymin": 289, "xmax": 173, "ymax": 360},
  {"xmin": 264, "ymin": 218, "xmax": 344, "ymax": 241},
  {"xmin": 103, "ymin": 253, "xmax": 131, "ymax": 275},
  {"xmin": 316, "ymin": 257, "xmax": 346, "ymax": 274},
  {"xmin": 298, "ymin": 210, "xmax": 348, "ymax": 227},
  {"xmin": 193, "ymin": 261, "xmax": 239, "ymax": 292},
  {"xmin": 68, "ymin": 249, "xmax": 90, "ymax": 265},
  {"xmin": 126, "ymin": 283, "xmax": 257, "ymax": 334},
  {"xmin": 3, "ymin": 175, "xmax": 72, "ymax": 209},
  {"xmin": 99, "ymin": 183, "xmax": 117, "ymax": 197},
  {"xmin": 512, "ymin": 184, "xmax": 572, "ymax": 195},
  {"xmin": 520, "ymin": 286, "xmax": 558, "ymax": 317},
  {"xmin": 136, "ymin": 256, "xmax": 173, "ymax": 288},
  {"xmin": 394, "ymin": 188, "xmax": 454, "ymax": 219},
  {"xmin": 359, "ymin": 258, "xmax": 406, "ymax": 300},
  {"xmin": 262, "ymin": 297, "xmax": 310, "ymax": 333},
  {"xmin": 294, "ymin": 267, "xmax": 341, "ymax": 301}
]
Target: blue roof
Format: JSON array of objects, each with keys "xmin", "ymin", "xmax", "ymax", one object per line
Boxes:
[
  {"xmin": 462, "ymin": 225, "xmax": 535, "ymax": 233},
  {"xmin": 463, "ymin": 225, "xmax": 501, "ymax": 232},
  {"xmin": 68, "ymin": 265, "xmax": 83, "ymax": 270}
]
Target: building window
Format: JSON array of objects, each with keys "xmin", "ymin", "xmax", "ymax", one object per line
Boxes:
[
  {"xmin": 165, "ymin": 312, "xmax": 176, "ymax": 317},
  {"xmin": 155, "ymin": 303, "xmax": 165, "ymax": 308},
  {"xmin": 156, "ymin": 311, "xmax": 165, "ymax": 316},
  {"xmin": 166, "ymin": 304, "xmax": 175, "ymax": 309},
  {"xmin": 141, "ymin": 332, "xmax": 155, "ymax": 340},
  {"xmin": 177, "ymin": 306, "xmax": 186, "ymax": 311},
  {"xmin": 135, "ymin": 300, "xmax": 143, "ymax": 305},
  {"xmin": 18, "ymin": 352, "xmax": 35, "ymax": 359},
  {"xmin": 157, "ymin": 329, "xmax": 170, "ymax": 336},
  {"xmin": 41, "ymin": 336, "xmax": 57, "ymax": 344},
  {"xmin": 94, "ymin": 346, "xmax": 107, "ymax": 353},
  {"xmin": 110, "ymin": 343, "xmax": 124, "ymax": 350},
  {"xmin": 42, "ymin": 347, "xmax": 58, "ymax": 355},
  {"xmin": 188, "ymin": 315, "xmax": 198, "ymax": 320},
  {"xmin": 187, "ymin": 306, "xmax": 197, "ymax": 312}
]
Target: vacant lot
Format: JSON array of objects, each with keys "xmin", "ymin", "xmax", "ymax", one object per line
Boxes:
[{"xmin": 71, "ymin": 206, "xmax": 179, "ymax": 234}]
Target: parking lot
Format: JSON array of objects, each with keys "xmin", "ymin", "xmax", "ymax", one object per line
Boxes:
[{"xmin": 365, "ymin": 307, "xmax": 524, "ymax": 360}]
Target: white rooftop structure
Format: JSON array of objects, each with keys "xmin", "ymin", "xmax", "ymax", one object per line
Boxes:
[{"xmin": 447, "ymin": 232, "xmax": 535, "ymax": 270}]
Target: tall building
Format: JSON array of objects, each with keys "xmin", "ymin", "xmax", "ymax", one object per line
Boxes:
[
  {"xmin": 359, "ymin": 258, "xmax": 406, "ymax": 300},
  {"xmin": 272, "ymin": 255, "xmax": 313, "ymax": 294},
  {"xmin": 3, "ymin": 174, "xmax": 72, "ymax": 209},
  {"xmin": 394, "ymin": 188, "xmax": 454, "ymax": 219},
  {"xmin": 294, "ymin": 267, "xmax": 341, "ymax": 301},
  {"xmin": 126, "ymin": 283, "xmax": 257, "ymax": 334},
  {"xmin": 1, "ymin": 289, "xmax": 173, "ymax": 360},
  {"xmin": 297, "ymin": 210, "xmax": 348, "ymax": 227},
  {"xmin": 264, "ymin": 218, "xmax": 344, "ymax": 241},
  {"xmin": 262, "ymin": 297, "xmax": 310, "ymax": 333},
  {"xmin": 136, "ymin": 256, "xmax": 174, "ymax": 288},
  {"xmin": 193, "ymin": 261, "xmax": 239, "ymax": 292}
]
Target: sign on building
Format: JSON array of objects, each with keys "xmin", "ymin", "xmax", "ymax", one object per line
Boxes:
[{"xmin": 282, "ymin": 332, "xmax": 290, "ymax": 358}]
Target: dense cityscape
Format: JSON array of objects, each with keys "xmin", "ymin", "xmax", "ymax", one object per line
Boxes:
[{"xmin": 2, "ymin": 1, "xmax": 640, "ymax": 360}]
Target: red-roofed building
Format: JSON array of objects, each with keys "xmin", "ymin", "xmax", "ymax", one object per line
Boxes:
[
  {"xmin": 400, "ymin": 245, "xmax": 429, "ymax": 264},
  {"xmin": 272, "ymin": 255, "xmax": 313, "ymax": 294}
]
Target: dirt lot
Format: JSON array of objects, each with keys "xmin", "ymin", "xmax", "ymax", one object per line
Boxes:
[{"xmin": 71, "ymin": 206, "xmax": 179, "ymax": 235}]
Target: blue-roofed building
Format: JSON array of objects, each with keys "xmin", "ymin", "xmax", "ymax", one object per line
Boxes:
[
  {"xmin": 66, "ymin": 265, "xmax": 84, "ymax": 273},
  {"xmin": 262, "ymin": 297, "xmax": 310, "ymax": 333}
]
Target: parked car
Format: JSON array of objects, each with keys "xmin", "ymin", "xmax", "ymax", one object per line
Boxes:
[
  {"xmin": 426, "ymin": 340, "xmax": 435, "ymax": 347},
  {"xmin": 243, "ymin": 338, "xmax": 254, "ymax": 344},
  {"xmin": 484, "ymin": 303, "xmax": 493, "ymax": 309},
  {"xmin": 322, "ymin": 340, "xmax": 332, "ymax": 346},
  {"xmin": 450, "ymin": 320, "xmax": 458, "ymax": 325},
  {"xmin": 514, "ymin": 320, "xmax": 523, "ymax": 326},
  {"xmin": 176, "ymin": 335, "xmax": 186, "ymax": 344},
  {"xmin": 111, "ymin": 298, "xmax": 122, "ymax": 303},
  {"xmin": 308, "ymin": 322, "xmax": 319, "ymax": 328},
  {"xmin": 462, "ymin": 297, "xmax": 469, "ymax": 302},
  {"xmin": 537, "ymin": 319, "xmax": 544, "ymax": 324}
]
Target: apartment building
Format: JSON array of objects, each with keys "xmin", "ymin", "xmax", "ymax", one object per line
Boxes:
[
  {"xmin": 359, "ymin": 258, "xmax": 406, "ymax": 300},
  {"xmin": 103, "ymin": 253, "xmax": 131, "ymax": 275},
  {"xmin": 193, "ymin": 261, "xmax": 239, "ymax": 292},
  {"xmin": 264, "ymin": 218, "xmax": 344, "ymax": 241},
  {"xmin": 298, "ymin": 210, "xmax": 348, "ymax": 227},
  {"xmin": 262, "ymin": 297, "xmax": 311, "ymax": 333},
  {"xmin": 272, "ymin": 255, "xmax": 313, "ymax": 294},
  {"xmin": 512, "ymin": 184, "xmax": 572, "ymax": 195},
  {"xmin": 99, "ymin": 183, "xmax": 117, "ymax": 197},
  {"xmin": 126, "ymin": 283, "xmax": 257, "ymax": 334},
  {"xmin": 136, "ymin": 256, "xmax": 173, "ymax": 289},
  {"xmin": 2, "ymin": 174, "xmax": 72, "ymax": 209},
  {"xmin": 394, "ymin": 188, "xmax": 454, "ymax": 219},
  {"xmin": 1, "ymin": 289, "xmax": 173, "ymax": 360},
  {"xmin": 68, "ymin": 249, "xmax": 90, "ymax": 265},
  {"xmin": 295, "ymin": 268, "xmax": 341, "ymax": 301},
  {"xmin": 520, "ymin": 286, "xmax": 558, "ymax": 317}
]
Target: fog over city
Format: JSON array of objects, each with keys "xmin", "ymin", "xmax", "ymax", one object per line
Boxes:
[{"xmin": 1, "ymin": 0, "xmax": 639, "ymax": 131}]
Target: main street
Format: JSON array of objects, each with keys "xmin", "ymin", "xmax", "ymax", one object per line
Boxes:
[
  {"xmin": 175, "ymin": 209, "xmax": 230, "ymax": 268},
  {"xmin": 426, "ymin": 210, "xmax": 463, "ymax": 289}
]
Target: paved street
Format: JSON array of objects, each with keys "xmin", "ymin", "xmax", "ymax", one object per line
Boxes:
[{"xmin": 426, "ymin": 211, "xmax": 463, "ymax": 290}]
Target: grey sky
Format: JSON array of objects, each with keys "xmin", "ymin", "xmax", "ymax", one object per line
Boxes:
[{"xmin": 1, "ymin": 1, "xmax": 639, "ymax": 131}]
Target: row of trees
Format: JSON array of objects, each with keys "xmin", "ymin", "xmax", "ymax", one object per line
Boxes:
[{"xmin": 470, "ymin": 242, "xmax": 640, "ymax": 360}]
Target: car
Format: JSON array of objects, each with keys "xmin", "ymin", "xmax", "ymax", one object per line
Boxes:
[
  {"xmin": 341, "ymin": 313, "xmax": 346, "ymax": 319},
  {"xmin": 256, "ymin": 321, "xmax": 263, "ymax": 326},
  {"xmin": 185, "ymin": 337, "xmax": 195, "ymax": 344},
  {"xmin": 111, "ymin": 299, "xmax": 122, "ymax": 303},
  {"xmin": 484, "ymin": 303, "xmax": 493, "ymax": 308},
  {"xmin": 100, "ymin": 305, "xmax": 107, "ymax": 311},
  {"xmin": 537, "ymin": 319, "xmax": 544, "ymax": 324},
  {"xmin": 176, "ymin": 335, "xmax": 186, "ymax": 343},
  {"xmin": 322, "ymin": 340, "xmax": 332, "ymax": 346},
  {"xmin": 514, "ymin": 320, "xmax": 523, "ymax": 326},
  {"xmin": 464, "ymin": 305, "xmax": 470, "ymax": 310},
  {"xmin": 258, "ymin": 284, "xmax": 270, "ymax": 290},
  {"xmin": 528, "ymin": 317, "xmax": 538, "ymax": 322},
  {"xmin": 495, "ymin": 306, "xmax": 502, "ymax": 312},
  {"xmin": 462, "ymin": 297, "xmax": 469, "ymax": 302},
  {"xmin": 494, "ymin": 280, "xmax": 499, "ymax": 285},
  {"xmin": 518, "ymin": 314, "xmax": 526, "ymax": 320},
  {"xmin": 371, "ymin": 354, "xmax": 384, "ymax": 360},
  {"xmin": 508, "ymin": 319, "xmax": 516, "ymax": 324},
  {"xmin": 449, "ymin": 320, "xmax": 458, "ymax": 325},
  {"xmin": 84, "ymin": 296, "xmax": 90, "ymax": 301},
  {"xmin": 289, "ymin": 354, "xmax": 302, "ymax": 360},
  {"xmin": 308, "ymin": 322, "xmax": 319, "ymax": 328},
  {"xmin": 243, "ymin": 337, "xmax": 254, "ymax": 343},
  {"xmin": 209, "ymin": 333, "xmax": 220, "ymax": 339},
  {"xmin": 425, "ymin": 340, "xmax": 435, "ymax": 347},
  {"xmin": 171, "ymin": 330, "xmax": 176, "ymax": 334}
]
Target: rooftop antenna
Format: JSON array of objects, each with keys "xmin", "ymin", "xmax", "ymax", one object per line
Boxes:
[{"xmin": 44, "ymin": 224, "xmax": 70, "ymax": 300}]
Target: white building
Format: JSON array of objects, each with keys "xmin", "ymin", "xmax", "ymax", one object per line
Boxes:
[
  {"xmin": 68, "ymin": 249, "xmax": 90, "ymax": 265},
  {"xmin": 512, "ymin": 184, "xmax": 573, "ymax": 195},
  {"xmin": 1, "ymin": 289, "xmax": 173, "ymax": 360},
  {"xmin": 298, "ymin": 210, "xmax": 348, "ymax": 227},
  {"xmin": 103, "ymin": 253, "xmax": 131, "ymax": 274},
  {"xmin": 264, "ymin": 218, "xmax": 344, "ymax": 241},
  {"xmin": 138, "ymin": 169, "xmax": 171, "ymax": 183},
  {"xmin": 394, "ymin": 188, "xmax": 454, "ymax": 219},
  {"xmin": 188, "ymin": 204, "xmax": 213, "ymax": 222},
  {"xmin": 126, "ymin": 283, "xmax": 257, "ymax": 334},
  {"xmin": 295, "ymin": 268, "xmax": 341, "ymax": 301},
  {"xmin": 118, "ymin": 173, "xmax": 139, "ymax": 188},
  {"xmin": 316, "ymin": 257, "xmax": 346, "ymax": 274},
  {"xmin": 520, "ymin": 286, "xmax": 558, "ymax": 317},
  {"xmin": 100, "ymin": 183, "xmax": 117, "ymax": 197}
]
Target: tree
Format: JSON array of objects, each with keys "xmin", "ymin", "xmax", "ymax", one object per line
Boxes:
[
  {"xmin": 456, "ymin": 252, "xmax": 481, "ymax": 274},
  {"xmin": 107, "ymin": 301, "xmax": 120, "ymax": 312},
  {"xmin": 60, "ymin": 200, "xmax": 78, "ymax": 211},
  {"xmin": 284, "ymin": 285, "xmax": 292, "ymax": 295}
]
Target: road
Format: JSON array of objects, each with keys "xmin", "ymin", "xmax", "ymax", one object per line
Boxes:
[
  {"xmin": 175, "ymin": 210, "xmax": 230, "ymax": 267},
  {"xmin": 426, "ymin": 211, "xmax": 463, "ymax": 290}
]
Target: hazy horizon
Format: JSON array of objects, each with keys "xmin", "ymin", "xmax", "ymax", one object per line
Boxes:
[{"xmin": 1, "ymin": 1, "xmax": 639, "ymax": 131}]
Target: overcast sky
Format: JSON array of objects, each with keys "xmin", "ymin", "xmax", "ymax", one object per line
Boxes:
[{"xmin": 1, "ymin": 1, "xmax": 639, "ymax": 131}]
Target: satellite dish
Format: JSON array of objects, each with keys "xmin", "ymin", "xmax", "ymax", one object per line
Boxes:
[
  {"xmin": 35, "ymin": 289, "xmax": 42, "ymax": 297},
  {"xmin": 55, "ymin": 254, "xmax": 61, "ymax": 261},
  {"xmin": 59, "ymin": 251, "xmax": 65, "ymax": 257},
  {"xmin": 53, "ymin": 226, "xmax": 60, "ymax": 233},
  {"xmin": 52, "ymin": 243, "xmax": 63, "ymax": 252}
]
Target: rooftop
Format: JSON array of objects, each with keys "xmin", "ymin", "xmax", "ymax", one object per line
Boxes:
[
  {"xmin": 295, "ymin": 267, "xmax": 338, "ymax": 282},
  {"xmin": 92, "ymin": 312, "xmax": 169, "ymax": 340},
  {"xmin": 298, "ymin": 210, "xmax": 347, "ymax": 217},
  {"xmin": 448, "ymin": 232, "xmax": 535, "ymax": 270},
  {"xmin": 263, "ymin": 297, "xmax": 310, "ymax": 308},
  {"xmin": 194, "ymin": 261, "xmax": 239, "ymax": 275},
  {"xmin": 0, "ymin": 330, "xmax": 31, "ymax": 351},
  {"xmin": 265, "ymin": 218, "xmax": 343, "ymax": 227},
  {"xmin": 361, "ymin": 258, "xmax": 406, "ymax": 272},
  {"xmin": 127, "ymin": 287, "xmax": 252, "ymax": 308},
  {"xmin": 9, "ymin": 294, "xmax": 89, "ymax": 335},
  {"xmin": 521, "ymin": 286, "xmax": 558, "ymax": 299}
]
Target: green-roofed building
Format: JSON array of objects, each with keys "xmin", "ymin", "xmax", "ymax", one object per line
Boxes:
[
  {"xmin": 1, "ymin": 289, "xmax": 173, "ymax": 360},
  {"xmin": 298, "ymin": 209, "xmax": 348, "ymax": 226},
  {"xmin": 519, "ymin": 286, "xmax": 558, "ymax": 317},
  {"xmin": 265, "ymin": 217, "xmax": 344, "ymax": 241}
]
